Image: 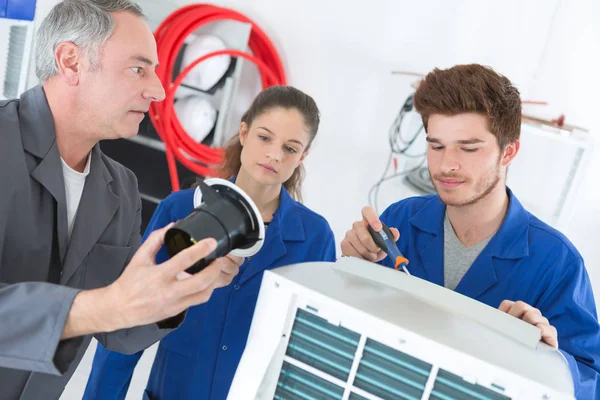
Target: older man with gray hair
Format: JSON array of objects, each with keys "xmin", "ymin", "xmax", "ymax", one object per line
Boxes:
[{"xmin": 0, "ymin": 1, "xmax": 243, "ymax": 398}]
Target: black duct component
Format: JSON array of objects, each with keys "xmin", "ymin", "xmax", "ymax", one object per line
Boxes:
[{"xmin": 165, "ymin": 178, "xmax": 264, "ymax": 274}]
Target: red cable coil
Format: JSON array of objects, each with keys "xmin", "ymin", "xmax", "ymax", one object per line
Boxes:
[{"xmin": 149, "ymin": 4, "xmax": 287, "ymax": 191}]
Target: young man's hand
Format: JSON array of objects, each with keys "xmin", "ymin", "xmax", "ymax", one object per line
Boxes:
[
  {"xmin": 499, "ymin": 300, "xmax": 558, "ymax": 348},
  {"xmin": 341, "ymin": 206, "xmax": 400, "ymax": 262}
]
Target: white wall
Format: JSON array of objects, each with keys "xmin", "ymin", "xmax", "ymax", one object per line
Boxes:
[
  {"xmin": 524, "ymin": 0, "xmax": 600, "ymax": 299},
  {"xmin": 12, "ymin": 0, "xmax": 599, "ymax": 398},
  {"xmin": 220, "ymin": 0, "xmax": 600, "ymax": 299}
]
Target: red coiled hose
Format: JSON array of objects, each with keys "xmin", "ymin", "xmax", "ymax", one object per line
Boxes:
[{"xmin": 149, "ymin": 4, "xmax": 287, "ymax": 191}]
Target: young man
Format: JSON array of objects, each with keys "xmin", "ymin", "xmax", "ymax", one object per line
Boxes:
[
  {"xmin": 0, "ymin": 1, "xmax": 242, "ymax": 399},
  {"xmin": 342, "ymin": 64, "xmax": 599, "ymax": 399}
]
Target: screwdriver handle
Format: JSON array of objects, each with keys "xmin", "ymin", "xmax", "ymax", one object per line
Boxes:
[
  {"xmin": 367, "ymin": 223, "xmax": 395, "ymax": 253},
  {"xmin": 367, "ymin": 222, "xmax": 410, "ymax": 274}
]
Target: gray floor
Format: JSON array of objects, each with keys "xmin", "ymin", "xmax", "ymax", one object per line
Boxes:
[{"xmin": 60, "ymin": 339, "xmax": 158, "ymax": 400}]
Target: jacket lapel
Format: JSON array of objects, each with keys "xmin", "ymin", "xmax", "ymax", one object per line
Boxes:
[
  {"xmin": 453, "ymin": 246, "xmax": 498, "ymax": 299},
  {"xmin": 237, "ymin": 188, "xmax": 304, "ymax": 285},
  {"xmin": 408, "ymin": 196, "xmax": 445, "ymax": 286},
  {"xmin": 454, "ymin": 189, "xmax": 530, "ymax": 299},
  {"xmin": 20, "ymin": 86, "xmax": 69, "ymax": 264},
  {"xmin": 60, "ymin": 146, "xmax": 119, "ymax": 284}
]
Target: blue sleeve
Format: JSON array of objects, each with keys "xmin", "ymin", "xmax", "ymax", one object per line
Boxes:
[
  {"xmin": 538, "ymin": 258, "xmax": 600, "ymax": 399},
  {"xmin": 142, "ymin": 201, "xmax": 174, "ymax": 264},
  {"xmin": 321, "ymin": 227, "xmax": 337, "ymax": 262},
  {"xmin": 82, "ymin": 343, "xmax": 143, "ymax": 400},
  {"xmin": 83, "ymin": 200, "xmax": 175, "ymax": 399}
]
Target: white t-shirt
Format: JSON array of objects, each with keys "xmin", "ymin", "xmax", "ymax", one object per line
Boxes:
[{"xmin": 60, "ymin": 153, "xmax": 91, "ymax": 240}]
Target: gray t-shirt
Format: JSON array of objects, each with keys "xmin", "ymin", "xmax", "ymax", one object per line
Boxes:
[{"xmin": 443, "ymin": 213, "xmax": 493, "ymax": 290}]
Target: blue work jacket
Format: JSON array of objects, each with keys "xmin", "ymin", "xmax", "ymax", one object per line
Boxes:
[
  {"xmin": 378, "ymin": 188, "xmax": 600, "ymax": 399},
  {"xmin": 83, "ymin": 185, "xmax": 336, "ymax": 400}
]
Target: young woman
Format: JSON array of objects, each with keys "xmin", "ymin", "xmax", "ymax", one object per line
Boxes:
[{"xmin": 83, "ymin": 86, "xmax": 336, "ymax": 400}]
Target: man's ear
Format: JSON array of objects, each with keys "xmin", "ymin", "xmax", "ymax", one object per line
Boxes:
[
  {"xmin": 501, "ymin": 140, "xmax": 520, "ymax": 167},
  {"xmin": 54, "ymin": 42, "xmax": 83, "ymax": 86}
]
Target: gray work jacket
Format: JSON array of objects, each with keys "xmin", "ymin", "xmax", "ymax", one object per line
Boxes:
[{"xmin": 0, "ymin": 86, "xmax": 183, "ymax": 400}]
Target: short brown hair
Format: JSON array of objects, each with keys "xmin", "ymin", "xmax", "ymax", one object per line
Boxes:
[{"xmin": 414, "ymin": 64, "xmax": 521, "ymax": 150}]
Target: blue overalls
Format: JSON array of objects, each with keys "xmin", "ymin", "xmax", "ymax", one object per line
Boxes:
[
  {"xmin": 378, "ymin": 188, "xmax": 600, "ymax": 399},
  {"xmin": 83, "ymin": 186, "xmax": 336, "ymax": 399}
]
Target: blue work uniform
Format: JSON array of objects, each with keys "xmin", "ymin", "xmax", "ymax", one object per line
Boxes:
[
  {"xmin": 378, "ymin": 188, "xmax": 600, "ymax": 399},
  {"xmin": 83, "ymin": 185, "xmax": 336, "ymax": 400}
]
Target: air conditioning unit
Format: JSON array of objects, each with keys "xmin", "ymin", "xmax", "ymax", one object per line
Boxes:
[
  {"xmin": 0, "ymin": 0, "xmax": 37, "ymax": 100},
  {"xmin": 228, "ymin": 257, "xmax": 574, "ymax": 400}
]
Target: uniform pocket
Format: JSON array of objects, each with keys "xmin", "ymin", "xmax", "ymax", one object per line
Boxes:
[{"xmin": 83, "ymin": 243, "xmax": 131, "ymax": 288}]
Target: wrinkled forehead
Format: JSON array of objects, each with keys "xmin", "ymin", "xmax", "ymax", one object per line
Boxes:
[{"xmin": 102, "ymin": 11, "xmax": 158, "ymax": 64}]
